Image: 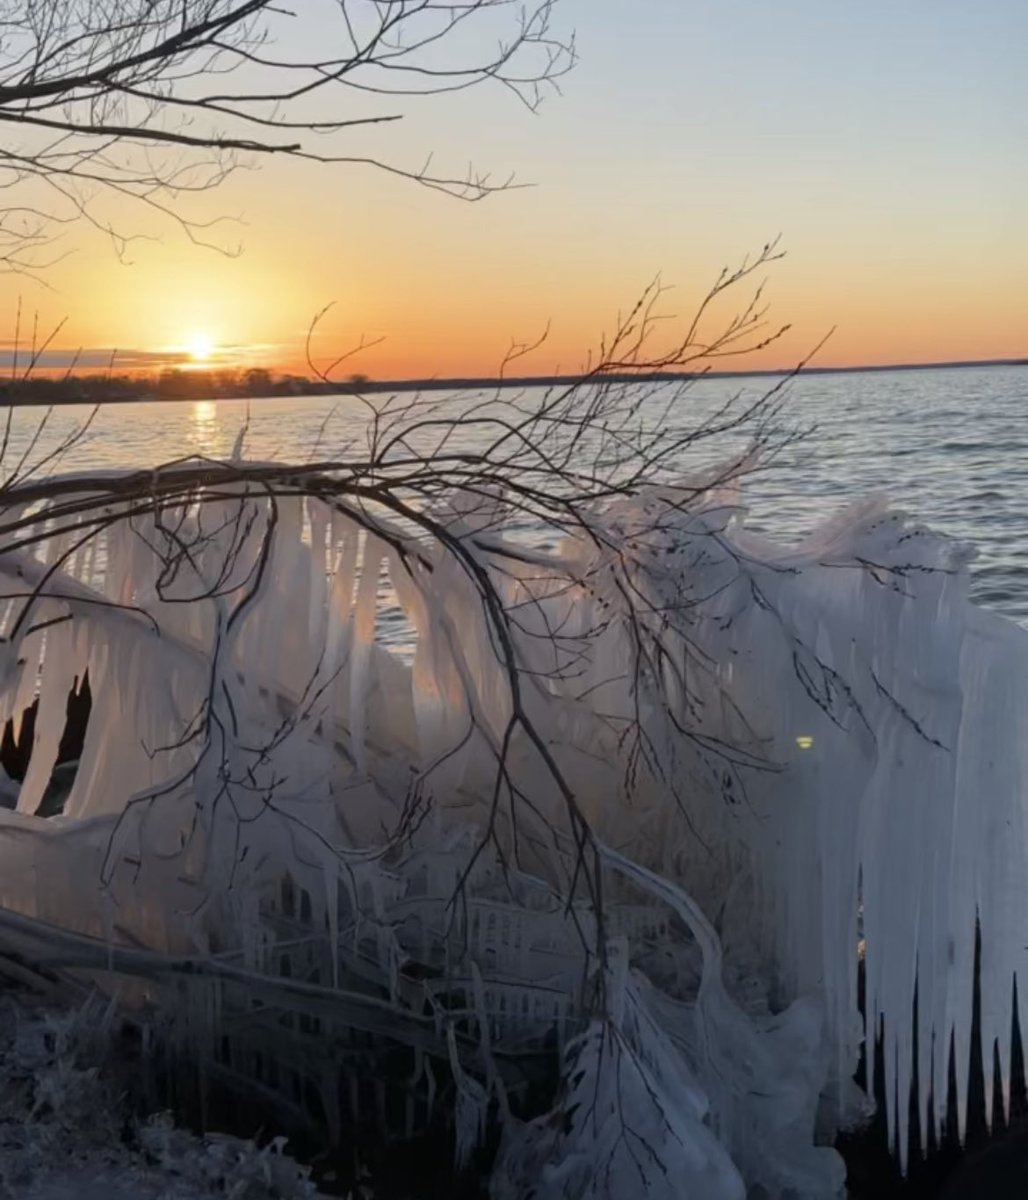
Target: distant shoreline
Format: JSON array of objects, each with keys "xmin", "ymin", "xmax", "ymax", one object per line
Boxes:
[
  {"xmin": 1, "ymin": 355, "xmax": 1025, "ymax": 407},
  {"xmin": 342, "ymin": 356, "xmax": 1028, "ymax": 394}
]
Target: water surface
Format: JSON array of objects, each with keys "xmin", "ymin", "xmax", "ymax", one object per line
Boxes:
[{"xmin": 4, "ymin": 363, "xmax": 1026, "ymax": 626}]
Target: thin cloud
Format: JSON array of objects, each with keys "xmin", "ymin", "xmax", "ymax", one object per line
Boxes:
[{"xmin": 0, "ymin": 343, "xmax": 285, "ymax": 372}]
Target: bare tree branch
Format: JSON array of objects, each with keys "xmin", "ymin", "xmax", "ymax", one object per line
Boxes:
[{"xmin": 0, "ymin": 0, "xmax": 576, "ymax": 272}]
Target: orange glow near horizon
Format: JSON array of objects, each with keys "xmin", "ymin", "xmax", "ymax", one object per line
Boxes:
[
  {"xmin": 12, "ymin": 251, "xmax": 1028, "ymax": 383},
  {"xmin": 12, "ymin": 200, "xmax": 1025, "ymax": 383},
  {"xmin": 4, "ymin": 1, "xmax": 1025, "ymax": 384},
  {"xmin": 17, "ymin": 320, "xmax": 1028, "ymax": 383}
]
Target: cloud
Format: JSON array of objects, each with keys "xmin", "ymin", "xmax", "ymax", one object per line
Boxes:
[
  {"xmin": 0, "ymin": 347, "xmax": 164, "ymax": 371},
  {"xmin": 0, "ymin": 342, "xmax": 281, "ymax": 372}
]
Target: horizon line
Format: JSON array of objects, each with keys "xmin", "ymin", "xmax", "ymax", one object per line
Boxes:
[
  {"xmin": 2, "ymin": 353, "xmax": 1026, "ymax": 402},
  {"xmin": 350, "ymin": 354, "xmax": 1028, "ymax": 392}
]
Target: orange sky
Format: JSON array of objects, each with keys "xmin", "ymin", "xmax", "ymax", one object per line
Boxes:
[{"xmin": 3, "ymin": 1, "xmax": 1026, "ymax": 381}]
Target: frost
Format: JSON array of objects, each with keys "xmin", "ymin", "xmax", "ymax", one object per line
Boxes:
[
  {"xmin": 139, "ymin": 1115, "xmax": 320, "ymax": 1199},
  {"xmin": 0, "ymin": 995, "xmax": 325, "ymax": 1200}
]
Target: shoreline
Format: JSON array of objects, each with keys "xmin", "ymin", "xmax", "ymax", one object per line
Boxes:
[{"xmin": 0, "ymin": 356, "xmax": 1025, "ymax": 407}]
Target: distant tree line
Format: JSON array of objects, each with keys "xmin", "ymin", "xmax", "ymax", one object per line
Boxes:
[{"xmin": 0, "ymin": 369, "xmax": 373, "ymax": 405}]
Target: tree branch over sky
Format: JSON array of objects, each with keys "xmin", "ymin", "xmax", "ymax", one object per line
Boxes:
[{"xmin": 0, "ymin": 0, "xmax": 575, "ymax": 272}]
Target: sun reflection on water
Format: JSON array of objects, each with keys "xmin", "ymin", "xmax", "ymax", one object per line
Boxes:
[{"xmin": 191, "ymin": 400, "xmax": 218, "ymax": 455}]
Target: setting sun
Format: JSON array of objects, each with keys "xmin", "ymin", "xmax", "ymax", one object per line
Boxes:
[{"xmin": 185, "ymin": 332, "xmax": 216, "ymax": 363}]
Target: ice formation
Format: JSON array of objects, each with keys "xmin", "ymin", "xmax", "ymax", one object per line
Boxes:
[{"xmin": 0, "ymin": 448, "xmax": 1025, "ymax": 1198}]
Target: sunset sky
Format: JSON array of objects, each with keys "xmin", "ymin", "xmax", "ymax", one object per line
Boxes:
[{"xmin": 4, "ymin": 0, "xmax": 1027, "ymax": 380}]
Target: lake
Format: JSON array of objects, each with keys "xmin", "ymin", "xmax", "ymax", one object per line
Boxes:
[{"xmin": 4, "ymin": 362, "xmax": 1026, "ymax": 626}]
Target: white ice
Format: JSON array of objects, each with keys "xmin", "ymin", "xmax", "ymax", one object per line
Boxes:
[{"xmin": 0, "ymin": 466, "xmax": 1024, "ymax": 1197}]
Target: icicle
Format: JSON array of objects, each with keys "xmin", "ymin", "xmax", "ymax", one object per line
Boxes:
[
  {"xmin": 307, "ymin": 497, "xmax": 330, "ymax": 648},
  {"xmin": 349, "ymin": 533, "xmax": 382, "ymax": 773},
  {"xmin": 324, "ymin": 513, "xmax": 359, "ymax": 703},
  {"xmin": 17, "ymin": 620, "xmax": 79, "ymax": 815},
  {"xmin": 448, "ymin": 1023, "xmax": 489, "ymax": 1171}
]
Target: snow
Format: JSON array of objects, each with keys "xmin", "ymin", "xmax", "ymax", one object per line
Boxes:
[
  {"xmin": 0, "ymin": 457, "xmax": 1024, "ymax": 1197},
  {"xmin": 0, "ymin": 996, "xmax": 326, "ymax": 1200}
]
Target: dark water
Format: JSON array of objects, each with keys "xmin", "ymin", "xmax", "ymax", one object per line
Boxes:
[
  {"xmin": 740, "ymin": 364, "xmax": 1028, "ymax": 625},
  {"xmin": 4, "ymin": 362, "xmax": 1026, "ymax": 626}
]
